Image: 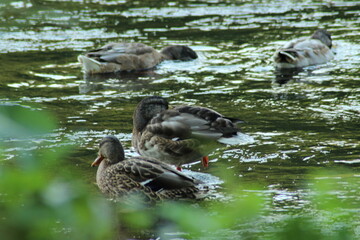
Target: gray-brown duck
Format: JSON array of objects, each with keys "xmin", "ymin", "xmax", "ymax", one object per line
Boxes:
[
  {"xmin": 78, "ymin": 42, "xmax": 197, "ymax": 74},
  {"xmin": 273, "ymin": 29, "xmax": 334, "ymax": 69},
  {"xmin": 132, "ymin": 96, "xmax": 244, "ymax": 170},
  {"xmin": 91, "ymin": 135, "xmax": 204, "ymax": 203}
]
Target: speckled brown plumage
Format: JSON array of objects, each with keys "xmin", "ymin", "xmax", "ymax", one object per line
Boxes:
[{"xmin": 92, "ymin": 136, "xmax": 204, "ymax": 203}]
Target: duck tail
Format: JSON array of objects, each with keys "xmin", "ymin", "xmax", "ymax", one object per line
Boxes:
[
  {"xmin": 275, "ymin": 50, "xmax": 297, "ymax": 63},
  {"xmin": 78, "ymin": 55, "xmax": 102, "ymax": 74}
]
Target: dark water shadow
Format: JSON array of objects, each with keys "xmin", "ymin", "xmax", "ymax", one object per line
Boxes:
[
  {"xmin": 273, "ymin": 68, "xmax": 304, "ymax": 85},
  {"xmin": 273, "ymin": 63, "xmax": 336, "ymax": 86},
  {"xmin": 78, "ymin": 70, "xmax": 164, "ymax": 94}
]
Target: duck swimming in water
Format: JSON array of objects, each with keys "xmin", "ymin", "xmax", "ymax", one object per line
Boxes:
[
  {"xmin": 91, "ymin": 135, "xmax": 205, "ymax": 203},
  {"xmin": 132, "ymin": 96, "xmax": 244, "ymax": 170},
  {"xmin": 273, "ymin": 29, "xmax": 334, "ymax": 69},
  {"xmin": 78, "ymin": 42, "xmax": 197, "ymax": 74}
]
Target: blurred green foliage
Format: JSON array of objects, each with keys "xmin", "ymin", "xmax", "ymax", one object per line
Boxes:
[
  {"xmin": 0, "ymin": 105, "xmax": 115, "ymax": 240},
  {"xmin": 0, "ymin": 105, "xmax": 359, "ymax": 240},
  {"xmin": 116, "ymin": 170, "xmax": 359, "ymax": 240}
]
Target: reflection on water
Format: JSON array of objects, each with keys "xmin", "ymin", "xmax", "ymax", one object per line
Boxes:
[
  {"xmin": 1, "ymin": 0, "xmax": 360, "ymax": 238},
  {"xmin": 79, "ymin": 71, "xmax": 160, "ymax": 94},
  {"xmin": 273, "ymin": 68, "xmax": 304, "ymax": 85}
]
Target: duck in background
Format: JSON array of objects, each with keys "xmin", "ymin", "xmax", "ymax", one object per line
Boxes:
[
  {"xmin": 132, "ymin": 96, "xmax": 246, "ymax": 170},
  {"xmin": 78, "ymin": 42, "xmax": 197, "ymax": 74},
  {"xmin": 91, "ymin": 135, "xmax": 205, "ymax": 203},
  {"xmin": 273, "ymin": 29, "xmax": 334, "ymax": 69}
]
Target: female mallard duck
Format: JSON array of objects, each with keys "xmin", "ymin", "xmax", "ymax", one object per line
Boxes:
[
  {"xmin": 132, "ymin": 96, "xmax": 244, "ymax": 170},
  {"xmin": 273, "ymin": 29, "xmax": 334, "ymax": 69},
  {"xmin": 78, "ymin": 42, "xmax": 198, "ymax": 74},
  {"xmin": 91, "ymin": 135, "xmax": 204, "ymax": 203}
]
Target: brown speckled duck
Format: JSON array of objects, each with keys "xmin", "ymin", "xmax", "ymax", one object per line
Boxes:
[
  {"xmin": 274, "ymin": 29, "xmax": 334, "ymax": 69},
  {"xmin": 132, "ymin": 96, "xmax": 244, "ymax": 170},
  {"xmin": 78, "ymin": 42, "xmax": 198, "ymax": 74},
  {"xmin": 91, "ymin": 135, "xmax": 204, "ymax": 203}
]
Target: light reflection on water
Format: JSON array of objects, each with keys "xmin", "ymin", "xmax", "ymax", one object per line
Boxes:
[{"xmin": 1, "ymin": 0, "xmax": 360, "ymax": 237}]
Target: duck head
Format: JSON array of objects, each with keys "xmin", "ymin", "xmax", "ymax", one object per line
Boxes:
[
  {"xmin": 133, "ymin": 96, "xmax": 169, "ymax": 132},
  {"xmin": 91, "ymin": 136, "xmax": 125, "ymax": 167},
  {"xmin": 311, "ymin": 29, "xmax": 332, "ymax": 48},
  {"xmin": 160, "ymin": 45, "xmax": 198, "ymax": 61}
]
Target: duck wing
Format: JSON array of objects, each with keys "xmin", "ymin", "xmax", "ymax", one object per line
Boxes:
[
  {"xmin": 145, "ymin": 106, "xmax": 242, "ymax": 141},
  {"xmin": 121, "ymin": 157, "xmax": 197, "ymax": 191},
  {"xmin": 292, "ymin": 39, "xmax": 329, "ymax": 51},
  {"xmin": 145, "ymin": 110, "xmax": 196, "ymax": 139},
  {"xmin": 86, "ymin": 43, "xmax": 155, "ymax": 61},
  {"xmin": 175, "ymin": 105, "xmax": 242, "ymax": 138}
]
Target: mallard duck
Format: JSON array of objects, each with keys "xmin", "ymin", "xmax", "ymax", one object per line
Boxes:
[
  {"xmin": 91, "ymin": 135, "xmax": 204, "ymax": 203},
  {"xmin": 132, "ymin": 96, "xmax": 244, "ymax": 170},
  {"xmin": 273, "ymin": 29, "xmax": 334, "ymax": 69},
  {"xmin": 78, "ymin": 42, "xmax": 198, "ymax": 74}
]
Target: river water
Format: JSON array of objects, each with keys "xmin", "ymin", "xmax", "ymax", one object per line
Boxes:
[{"xmin": 1, "ymin": 0, "xmax": 359, "ymax": 238}]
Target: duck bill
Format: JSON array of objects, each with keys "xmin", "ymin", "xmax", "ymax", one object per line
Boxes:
[{"xmin": 91, "ymin": 155, "xmax": 104, "ymax": 167}]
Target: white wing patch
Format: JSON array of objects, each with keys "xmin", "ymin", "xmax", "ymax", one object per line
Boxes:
[{"xmin": 217, "ymin": 132, "xmax": 255, "ymax": 145}]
